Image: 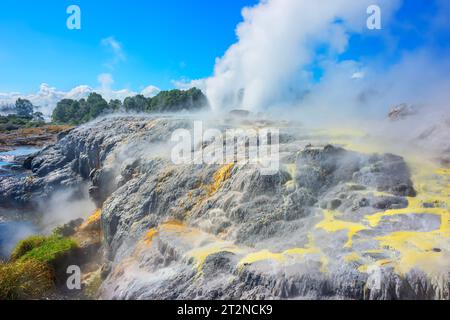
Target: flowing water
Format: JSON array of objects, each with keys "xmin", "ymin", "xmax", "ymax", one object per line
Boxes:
[
  {"xmin": 0, "ymin": 147, "xmax": 41, "ymax": 259},
  {"xmin": 0, "ymin": 147, "xmax": 41, "ymax": 177}
]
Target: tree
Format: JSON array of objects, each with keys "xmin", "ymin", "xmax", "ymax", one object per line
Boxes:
[
  {"xmin": 86, "ymin": 93, "xmax": 109, "ymax": 119},
  {"xmin": 15, "ymin": 99, "xmax": 34, "ymax": 118},
  {"xmin": 147, "ymin": 88, "xmax": 208, "ymax": 112},
  {"xmin": 49, "ymin": 88, "xmax": 209, "ymax": 125},
  {"xmin": 52, "ymin": 99, "xmax": 75, "ymax": 123},
  {"xmin": 32, "ymin": 112, "xmax": 45, "ymax": 123},
  {"xmin": 124, "ymin": 95, "xmax": 147, "ymax": 113},
  {"xmin": 109, "ymin": 99, "xmax": 122, "ymax": 111}
]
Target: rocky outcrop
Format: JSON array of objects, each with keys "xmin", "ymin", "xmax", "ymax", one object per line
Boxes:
[
  {"xmin": 2, "ymin": 115, "xmax": 449, "ymax": 300},
  {"xmin": 0, "ymin": 125, "xmax": 73, "ymax": 152}
]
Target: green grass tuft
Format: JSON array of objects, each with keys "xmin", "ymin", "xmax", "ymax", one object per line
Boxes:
[
  {"xmin": 10, "ymin": 235, "xmax": 47, "ymax": 261},
  {"xmin": 16, "ymin": 235, "xmax": 78, "ymax": 264},
  {"xmin": 0, "ymin": 260, "xmax": 54, "ymax": 300},
  {"xmin": 1, "ymin": 234, "xmax": 79, "ymax": 300}
]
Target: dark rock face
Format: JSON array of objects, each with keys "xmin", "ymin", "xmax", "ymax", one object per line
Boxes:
[
  {"xmin": 296, "ymin": 145, "xmax": 415, "ymax": 197},
  {"xmin": 1, "ymin": 116, "xmax": 448, "ymax": 300},
  {"xmin": 0, "ymin": 118, "xmax": 149, "ymax": 210}
]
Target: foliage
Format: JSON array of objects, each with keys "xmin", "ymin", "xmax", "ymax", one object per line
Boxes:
[
  {"xmin": 15, "ymin": 98, "xmax": 34, "ymax": 118},
  {"xmin": 86, "ymin": 93, "xmax": 110, "ymax": 120},
  {"xmin": 52, "ymin": 93, "xmax": 112, "ymax": 125},
  {"xmin": 0, "ymin": 234, "xmax": 78, "ymax": 300},
  {"xmin": 108, "ymin": 99, "xmax": 122, "ymax": 111},
  {"xmin": 51, "ymin": 88, "xmax": 209, "ymax": 125},
  {"xmin": 10, "ymin": 235, "xmax": 47, "ymax": 261},
  {"xmin": 0, "ymin": 113, "xmax": 47, "ymax": 132},
  {"xmin": 11, "ymin": 235, "xmax": 78, "ymax": 264},
  {"xmin": 147, "ymin": 88, "xmax": 208, "ymax": 112},
  {"xmin": 0, "ymin": 260, "xmax": 54, "ymax": 300},
  {"xmin": 124, "ymin": 94, "xmax": 147, "ymax": 112},
  {"xmin": 0, "ymin": 98, "xmax": 46, "ymax": 131}
]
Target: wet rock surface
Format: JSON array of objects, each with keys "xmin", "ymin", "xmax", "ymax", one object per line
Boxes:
[{"xmin": 2, "ymin": 115, "xmax": 449, "ymax": 300}]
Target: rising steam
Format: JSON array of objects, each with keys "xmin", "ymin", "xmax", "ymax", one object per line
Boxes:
[{"xmin": 196, "ymin": 0, "xmax": 450, "ymax": 124}]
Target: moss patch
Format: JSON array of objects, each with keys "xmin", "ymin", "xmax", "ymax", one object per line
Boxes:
[
  {"xmin": 1, "ymin": 234, "xmax": 79, "ymax": 300},
  {"xmin": 15, "ymin": 235, "xmax": 78, "ymax": 264},
  {"xmin": 10, "ymin": 235, "xmax": 47, "ymax": 261}
]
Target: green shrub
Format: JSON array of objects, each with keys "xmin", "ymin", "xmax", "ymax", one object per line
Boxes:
[
  {"xmin": 1, "ymin": 235, "xmax": 79, "ymax": 300},
  {"xmin": 11, "ymin": 235, "xmax": 78, "ymax": 264},
  {"xmin": 51, "ymin": 88, "xmax": 209, "ymax": 125},
  {"xmin": 10, "ymin": 235, "xmax": 47, "ymax": 261}
]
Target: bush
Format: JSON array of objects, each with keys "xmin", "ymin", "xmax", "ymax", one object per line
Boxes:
[
  {"xmin": 0, "ymin": 260, "xmax": 54, "ymax": 300},
  {"xmin": 10, "ymin": 235, "xmax": 47, "ymax": 261},
  {"xmin": 15, "ymin": 98, "xmax": 34, "ymax": 118},
  {"xmin": 51, "ymin": 88, "xmax": 209, "ymax": 125},
  {"xmin": 147, "ymin": 88, "xmax": 208, "ymax": 112},
  {"xmin": 1, "ymin": 234, "xmax": 79, "ymax": 300},
  {"xmin": 0, "ymin": 114, "xmax": 44, "ymax": 132},
  {"xmin": 11, "ymin": 235, "xmax": 78, "ymax": 264}
]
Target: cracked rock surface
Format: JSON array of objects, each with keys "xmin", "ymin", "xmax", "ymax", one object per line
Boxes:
[{"xmin": 2, "ymin": 115, "xmax": 449, "ymax": 300}]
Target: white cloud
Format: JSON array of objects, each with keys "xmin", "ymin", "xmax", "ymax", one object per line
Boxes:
[
  {"xmin": 172, "ymin": 78, "xmax": 206, "ymax": 91},
  {"xmin": 201, "ymin": 0, "xmax": 401, "ymax": 111},
  {"xmin": 98, "ymin": 73, "xmax": 114, "ymax": 89},
  {"xmin": 101, "ymin": 36, "xmax": 126, "ymax": 69},
  {"xmin": 0, "ymin": 75, "xmax": 160, "ymax": 117},
  {"xmin": 351, "ymin": 72, "xmax": 365, "ymax": 79},
  {"xmin": 141, "ymin": 85, "xmax": 161, "ymax": 97},
  {"xmin": 94, "ymin": 73, "xmax": 137, "ymax": 101},
  {"xmin": 0, "ymin": 84, "xmax": 87, "ymax": 117}
]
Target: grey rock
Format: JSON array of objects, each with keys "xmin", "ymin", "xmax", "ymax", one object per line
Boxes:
[{"xmin": 2, "ymin": 115, "xmax": 447, "ymax": 300}]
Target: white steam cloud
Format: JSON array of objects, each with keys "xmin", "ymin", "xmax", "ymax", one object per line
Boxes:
[
  {"xmin": 204, "ymin": 0, "xmax": 398, "ymax": 111},
  {"xmin": 196, "ymin": 0, "xmax": 449, "ymax": 123},
  {"xmin": 0, "ymin": 76, "xmax": 161, "ymax": 118}
]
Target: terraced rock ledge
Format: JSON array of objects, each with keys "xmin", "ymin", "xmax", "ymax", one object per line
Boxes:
[{"xmin": 1, "ymin": 115, "xmax": 449, "ymax": 300}]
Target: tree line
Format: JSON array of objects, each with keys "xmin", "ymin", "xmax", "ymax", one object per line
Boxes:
[
  {"xmin": 52, "ymin": 87, "xmax": 208, "ymax": 125},
  {"xmin": 0, "ymin": 99, "xmax": 45, "ymax": 131}
]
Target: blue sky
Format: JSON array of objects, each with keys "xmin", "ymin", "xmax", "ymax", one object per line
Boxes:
[
  {"xmin": 0, "ymin": 0, "xmax": 258, "ymax": 93},
  {"xmin": 0, "ymin": 0, "xmax": 448, "ymax": 95}
]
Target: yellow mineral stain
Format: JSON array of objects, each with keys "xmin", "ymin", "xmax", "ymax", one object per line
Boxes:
[
  {"xmin": 358, "ymin": 259, "xmax": 393, "ymax": 273},
  {"xmin": 238, "ymin": 250, "xmax": 286, "ymax": 267},
  {"xmin": 344, "ymin": 252, "xmax": 361, "ymax": 263},
  {"xmin": 164, "ymin": 219, "xmax": 185, "ymax": 227},
  {"xmin": 140, "ymin": 219, "xmax": 243, "ymax": 275},
  {"xmin": 363, "ymin": 249, "xmax": 384, "ymax": 254},
  {"xmin": 159, "ymin": 219, "xmax": 203, "ymax": 240},
  {"xmin": 187, "ymin": 244, "xmax": 241, "ymax": 273},
  {"xmin": 300, "ymin": 129, "xmax": 450, "ymax": 277},
  {"xmin": 237, "ymin": 245, "xmax": 322, "ymax": 270},
  {"xmin": 209, "ymin": 163, "xmax": 235, "ymax": 195},
  {"xmin": 361, "ymin": 160, "xmax": 450, "ymax": 276},
  {"xmin": 80, "ymin": 209, "xmax": 102, "ymax": 229},
  {"xmin": 315, "ymin": 210, "xmax": 368, "ymax": 248},
  {"xmin": 374, "ymin": 230, "xmax": 449, "ymax": 275},
  {"xmin": 144, "ymin": 228, "xmax": 159, "ymax": 246},
  {"xmin": 366, "ymin": 196, "xmax": 448, "ymax": 228},
  {"xmin": 286, "ymin": 163, "xmax": 297, "ymax": 179},
  {"xmin": 365, "ymin": 162, "xmax": 449, "ymax": 233}
]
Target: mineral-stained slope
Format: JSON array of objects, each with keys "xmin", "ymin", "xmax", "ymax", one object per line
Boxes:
[{"xmin": 1, "ymin": 115, "xmax": 449, "ymax": 300}]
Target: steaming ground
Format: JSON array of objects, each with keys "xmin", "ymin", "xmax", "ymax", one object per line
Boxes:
[{"xmin": 1, "ymin": 112, "xmax": 448, "ymax": 299}]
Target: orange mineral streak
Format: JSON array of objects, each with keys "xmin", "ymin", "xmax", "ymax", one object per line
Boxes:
[
  {"xmin": 144, "ymin": 229, "xmax": 159, "ymax": 246},
  {"xmin": 209, "ymin": 163, "xmax": 234, "ymax": 195},
  {"xmin": 80, "ymin": 209, "xmax": 102, "ymax": 230}
]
